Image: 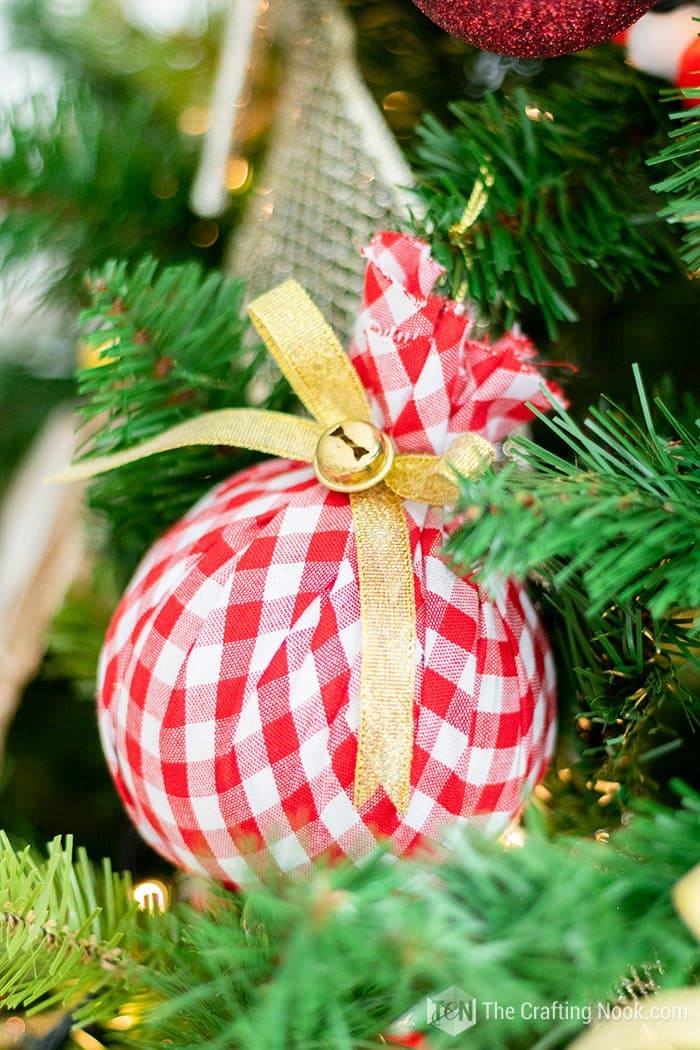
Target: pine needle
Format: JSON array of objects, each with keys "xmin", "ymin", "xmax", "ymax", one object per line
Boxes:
[{"xmin": 649, "ymin": 89, "xmax": 700, "ymax": 274}]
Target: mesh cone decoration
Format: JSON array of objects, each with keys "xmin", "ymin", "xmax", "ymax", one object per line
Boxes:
[
  {"xmin": 225, "ymin": 0, "xmax": 414, "ymax": 347},
  {"xmin": 78, "ymin": 233, "xmax": 564, "ymax": 886}
]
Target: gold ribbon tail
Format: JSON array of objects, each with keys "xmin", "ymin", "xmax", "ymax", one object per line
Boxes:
[
  {"xmin": 351, "ymin": 487, "xmax": 415, "ymax": 814},
  {"xmin": 51, "ymin": 409, "xmax": 322, "ymax": 483}
]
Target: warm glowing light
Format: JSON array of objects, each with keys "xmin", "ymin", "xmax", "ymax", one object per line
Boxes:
[
  {"xmin": 534, "ymin": 783, "xmax": 552, "ymax": 801},
  {"xmin": 524, "ymin": 104, "xmax": 554, "ymax": 122},
  {"xmin": 107, "ymin": 1013, "xmax": 137, "ymax": 1031},
  {"xmin": 70, "ymin": 1030, "xmax": 106, "ymax": 1050},
  {"xmin": 500, "ymin": 822, "xmax": 526, "ymax": 849},
  {"xmin": 188, "ymin": 220, "xmax": 220, "ymax": 248},
  {"xmin": 592, "ymin": 779, "xmax": 621, "ymax": 806},
  {"xmin": 381, "ymin": 90, "xmax": 422, "ymax": 134},
  {"xmin": 595, "ymin": 829, "xmax": 610, "ymax": 844},
  {"xmin": 224, "ymin": 156, "xmax": 251, "ymax": 193},
  {"xmin": 382, "ymin": 90, "xmax": 421, "ymax": 113},
  {"xmin": 133, "ymin": 879, "xmax": 169, "ymax": 913},
  {"xmin": 4, "ymin": 1016, "xmax": 26, "ymax": 1040},
  {"xmin": 178, "ymin": 106, "xmax": 210, "ymax": 136},
  {"xmin": 151, "ymin": 173, "xmax": 179, "ymax": 200},
  {"xmin": 78, "ymin": 336, "xmax": 120, "ymax": 370}
]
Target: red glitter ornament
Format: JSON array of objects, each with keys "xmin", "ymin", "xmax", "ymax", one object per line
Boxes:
[{"xmin": 412, "ymin": 0, "xmax": 658, "ymax": 58}]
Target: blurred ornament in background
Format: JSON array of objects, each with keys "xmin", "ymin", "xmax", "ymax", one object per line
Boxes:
[
  {"xmin": 411, "ymin": 0, "xmax": 657, "ymax": 58},
  {"xmin": 189, "ymin": 0, "xmax": 261, "ymax": 218},
  {"xmin": 192, "ymin": 0, "xmax": 413, "ymax": 347},
  {"xmin": 615, "ymin": 3, "xmax": 700, "ymax": 106},
  {"xmin": 0, "ymin": 410, "xmax": 86, "ymax": 771}
]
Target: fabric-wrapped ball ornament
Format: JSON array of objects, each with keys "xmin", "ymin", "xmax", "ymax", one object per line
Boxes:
[
  {"xmin": 411, "ymin": 0, "xmax": 657, "ymax": 58},
  {"xmin": 93, "ymin": 233, "xmax": 562, "ymax": 886}
]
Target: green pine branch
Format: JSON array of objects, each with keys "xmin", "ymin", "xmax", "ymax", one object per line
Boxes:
[
  {"xmin": 445, "ymin": 368, "xmax": 700, "ymax": 792},
  {"xmin": 2, "ymin": 790, "xmax": 698, "ymax": 1049},
  {"xmin": 649, "ymin": 89, "xmax": 700, "ymax": 274},
  {"xmin": 76, "ymin": 257, "xmax": 291, "ymax": 578},
  {"xmin": 0, "ymin": 833, "xmax": 138, "ymax": 1026},
  {"xmin": 124, "ymin": 787, "xmax": 700, "ymax": 1049},
  {"xmin": 409, "ymin": 49, "xmax": 675, "ymax": 336}
]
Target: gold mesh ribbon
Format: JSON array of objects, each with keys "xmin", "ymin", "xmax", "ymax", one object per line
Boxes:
[{"xmin": 58, "ymin": 280, "xmax": 494, "ymax": 815}]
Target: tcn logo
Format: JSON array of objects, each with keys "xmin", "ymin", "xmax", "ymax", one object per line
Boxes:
[{"xmin": 427, "ymin": 986, "xmax": 477, "ymax": 1037}]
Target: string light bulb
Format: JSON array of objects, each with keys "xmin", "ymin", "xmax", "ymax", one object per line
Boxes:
[
  {"xmin": 500, "ymin": 821, "xmax": 526, "ymax": 848},
  {"xmin": 132, "ymin": 878, "xmax": 169, "ymax": 913}
]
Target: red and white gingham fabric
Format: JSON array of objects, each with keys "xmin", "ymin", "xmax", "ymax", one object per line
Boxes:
[{"xmin": 98, "ymin": 232, "xmax": 562, "ymax": 886}]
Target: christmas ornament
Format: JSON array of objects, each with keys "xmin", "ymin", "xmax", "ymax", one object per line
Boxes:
[
  {"xmin": 411, "ymin": 0, "xmax": 657, "ymax": 58},
  {"xmin": 615, "ymin": 4, "xmax": 700, "ymax": 107},
  {"xmin": 224, "ymin": 0, "xmax": 413, "ymax": 346},
  {"xmin": 65, "ymin": 234, "xmax": 562, "ymax": 886},
  {"xmin": 0, "ymin": 410, "xmax": 84, "ymax": 767}
]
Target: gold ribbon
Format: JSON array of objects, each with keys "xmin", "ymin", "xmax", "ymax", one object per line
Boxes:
[{"xmin": 58, "ymin": 280, "xmax": 494, "ymax": 815}]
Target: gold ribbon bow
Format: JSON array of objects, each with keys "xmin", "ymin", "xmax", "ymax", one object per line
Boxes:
[{"xmin": 58, "ymin": 280, "xmax": 494, "ymax": 815}]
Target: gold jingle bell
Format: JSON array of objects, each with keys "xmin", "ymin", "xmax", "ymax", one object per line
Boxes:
[{"xmin": 313, "ymin": 420, "xmax": 395, "ymax": 493}]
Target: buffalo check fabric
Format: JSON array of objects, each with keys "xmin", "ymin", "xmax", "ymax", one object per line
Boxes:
[{"xmin": 98, "ymin": 233, "xmax": 561, "ymax": 886}]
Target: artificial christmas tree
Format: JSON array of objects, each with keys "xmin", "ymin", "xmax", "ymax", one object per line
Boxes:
[{"xmin": 0, "ymin": 0, "xmax": 698, "ymax": 1047}]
